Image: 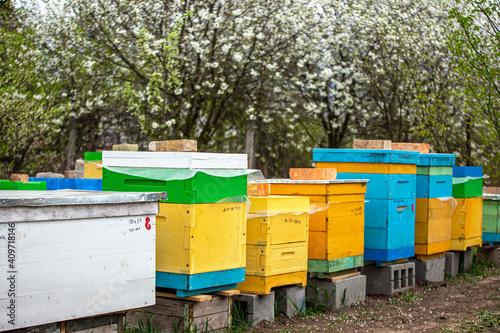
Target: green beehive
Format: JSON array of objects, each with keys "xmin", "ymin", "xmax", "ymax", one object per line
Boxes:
[
  {"xmin": 452, "ymin": 178, "xmax": 483, "ymax": 198},
  {"xmin": 102, "ymin": 167, "xmax": 247, "ymax": 204},
  {"xmin": 483, "ymin": 199, "xmax": 500, "ymax": 234}
]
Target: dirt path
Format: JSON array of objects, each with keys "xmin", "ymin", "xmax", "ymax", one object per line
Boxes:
[{"xmin": 251, "ymin": 263, "xmax": 500, "ymax": 333}]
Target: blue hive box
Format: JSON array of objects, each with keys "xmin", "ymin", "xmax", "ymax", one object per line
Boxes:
[
  {"xmin": 453, "ymin": 166, "xmax": 483, "ymax": 178},
  {"xmin": 364, "ymin": 198, "xmax": 415, "ymax": 261},
  {"xmin": 29, "ymin": 178, "xmax": 102, "ymax": 191}
]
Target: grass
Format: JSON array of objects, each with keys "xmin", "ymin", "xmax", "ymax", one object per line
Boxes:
[
  {"xmin": 124, "ymin": 310, "xmax": 161, "ymax": 333},
  {"xmin": 305, "ymin": 279, "xmax": 337, "ymax": 314},
  {"xmin": 447, "ymin": 258, "xmax": 500, "ymax": 286},
  {"xmin": 232, "ymin": 299, "xmax": 256, "ymax": 332},
  {"xmin": 389, "ymin": 290, "xmax": 423, "ymax": 305}
]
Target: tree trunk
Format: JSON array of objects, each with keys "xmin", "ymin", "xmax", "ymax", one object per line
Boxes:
[
  {"xmin": 65, "ymin": 117, "xmax": 77, "ymax": 171},
  {"xmin": 245, "ymin": 119, "xmax": 255, "ymax": 169}
]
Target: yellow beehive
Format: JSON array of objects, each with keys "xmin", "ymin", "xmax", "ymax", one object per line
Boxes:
[
  {"xmin": 156, "ymin": 202, "xmax": 247, "ymax": 274},
  {"xmin": 84, "ymin": 161, "xmax": 103, "ymax": 179},
  {"xmin": 451, "ymin": 197, "xmax": 483, "ymax": 251},
  {"xmin": 414, "ymin": 198, "xmax": 452, "ymax": 255},
  {"xmin": 268, "ymin": 181, "xmax": 366, "ymax": 261},
  {"xmin": 245, "ymin": 243, "xmax": 308, "ymax": 276},
  {"xmin": 247, "ymin": 196, "xmax": 309, "ymax": 245},
  {"xmin": 315, "ymin": 162, "xmax": 415, "ymax": 174}
]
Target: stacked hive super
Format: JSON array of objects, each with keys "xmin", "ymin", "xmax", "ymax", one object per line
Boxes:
[
  {"xmin": 260, "ymin": 175, "xmax": 368, "ymax": 275},
  {"xmin": 451, "ymin": 166, "xmax": 483, "ymax": 251},
  {"xmin": 102, "ymin": 149, "xmax": 250, "ymax": 297},
  {"xmin": 313, "ymin": 149, "xmax": 419, "ymax": 262},
  {"xmin": 238, "ymin": 191, "xmax": 310, "ymax": 293},
  {"xmin": 414, "ymin": 153, "xmax": 455, "ymax": 257},
  {"xmin": 483, "ymin": 187, "xmax": 500, "ymax": 245}
]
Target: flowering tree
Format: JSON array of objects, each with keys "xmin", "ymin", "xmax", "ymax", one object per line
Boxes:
[
  {"xmin": 0, "ymin": 1, "xmax": 64, "ymax": 178},
  {"xmin": 447, "ymin": 0, "xmax": 500, "ymax": 183}
]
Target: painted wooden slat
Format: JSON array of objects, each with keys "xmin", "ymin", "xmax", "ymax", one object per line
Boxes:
[
  {"xmin": 315, "ymin": 162, "xmax": 416, "ymax": 174},
  {"xmin": 156, "ymin": 268, "xmax": 245, "ymax": 292},
  {"xmin": 417, "ymin": 166, "xmax": 453, "ymax": 176},
  {"xmin": 102, "ymin": 151, "xmax": 248, "ymax": 169},
  {"xmin": 307, "ymin": 255, "xmax": 364, "ymax": 273},
  {"xmin": 237, "ymin": 271, "xmax": 307, "ymax": 293},
  {"xmin": 312, "ymin": 149, "xmax": 419, "ymax": 164},
  {"xmin": 364, "ymin": 246, "xmax": 415, "ymax": 262}
]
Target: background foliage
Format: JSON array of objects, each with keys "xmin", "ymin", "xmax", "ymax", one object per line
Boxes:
[{"xmin": 0, "ymin": 0, "xmax": 498, "ymax": 183}]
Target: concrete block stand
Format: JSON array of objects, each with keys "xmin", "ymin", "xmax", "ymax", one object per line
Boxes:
[
  {"xmin": 306, "ymin": 275, "xmax": 366, "ymax": 310},
  {"xmin": 364, "ymin": 262, "xmax": 415, "ymax": 295},
  {"xmin": 232, "ymin": 292, "xmax": 275, "ymax": 326},
  {"xmin": 411, "ymin": 256, "xmax": 446, "ymax": 282}
]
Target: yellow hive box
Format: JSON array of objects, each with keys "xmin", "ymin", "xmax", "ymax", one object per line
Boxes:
[
  {"xmin": 156, "ymin": 202, "xmax": 247, "ymax": 274},
  {"xmin": 245, "ymin": 243, "xmax": 308, "ymax": 276},
  {"xmin": 315, "ymin": 162, "xmax": 416, "ymax": 174},
  {"xmin": 247, "ymin": 196, "xmax": 309, "ymax": 245},
  {"xmin": 451, "ymin": 197, "xmax": 483, "ymax": 251},
  {"xmin": 414, "ymin": 198, "xmax": 452, "ymax": 255},
  {"xmin": 269, "ymin": 181, "xmax": 366, "ymax": 261},
  {"xmin": 84, "ymin": 161, "xmax": 102, "ymax": 179},
  {"xmin": 237, "ymin": 271, "xmax": 307, "ymax": 293}
]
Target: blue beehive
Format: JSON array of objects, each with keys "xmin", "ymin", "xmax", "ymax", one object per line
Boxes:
[{"xmin": 313, "ymin": 148, "xmax": 419, "ymax": 262}]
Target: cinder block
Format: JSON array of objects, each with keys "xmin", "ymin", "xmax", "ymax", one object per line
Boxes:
[
  {"xmin": 233, "ymin": 292, "xmax": 275, "ymax": 326},
  {"xmin": 289, "ymin": 168, "xmax": 337, "ymax": 180},
  {"xmin": 459, "ymin": 247, "xmax": 475, "ymax": 272},
  {"xmin": 364, "ymin": 262, "xmax": 415, "ymax": 295},
  {"xmin": 307, "ymin": 275, "xmax": 366, "ymax": 310},
  {"xmin": 411, "ymin": 256, "xmax": 445, "ymax": 282},
  {"xmin": 149, "ymin": 139, "xmax": 197, "ymax": 152},
  {"xmin": 247, "ymin": 182, "xmax": 270, "ymax": 196},
  {"xmin": 64, "ymin": 170, "xmax": 84, "ymax": 179},
  {"xmin": 477, "ymin": 246, "xmax": 500, "ymax": 266},
  {"xmin": 36, "ymin": 172, "xmax": 64, "ymax": 178},
  {"xmin": 391, "ymin": 142, "xmax": 430, "ymax": 153},
  {"xmin": 75, "ymin": 159, "xmax": 85, "ymax": 173},
  {"xmin": 112, "ymin": 144, "xmax": 139, "ymax": 151},
  {"xmin": 353, "ymin": 140, "xmax": 391, "ymax": 150},
  {"xmin": 274, "ymin": 286, "xmax": 306, "ymax": 317},
  {"xmin": 445, "ymin": 252, "xmax": 460, "ymax": 276},
  {"xmin": 10, "ymin": 174, "xmax": 29, "ymax": 183}
]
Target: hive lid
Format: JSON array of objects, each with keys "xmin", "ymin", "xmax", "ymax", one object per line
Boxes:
[
  {"xmin": 417, "ymin": 153, "xmax": 455, "ymax": 167},
  {"xmin": 313, "ymin": 149, "xmax": 419, "ymax": 165},
  {"xmin": 0, "ymin": 190, "xmax": 166, "ymax": 207},
  {"xmin": 102, "ymin": 151, "xmax": 248, "ymax": 169}
]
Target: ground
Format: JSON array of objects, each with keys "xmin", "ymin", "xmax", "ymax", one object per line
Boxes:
[{"xmin": 243, "ymin": 261, "xmax": 500, "ymax": 333}]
